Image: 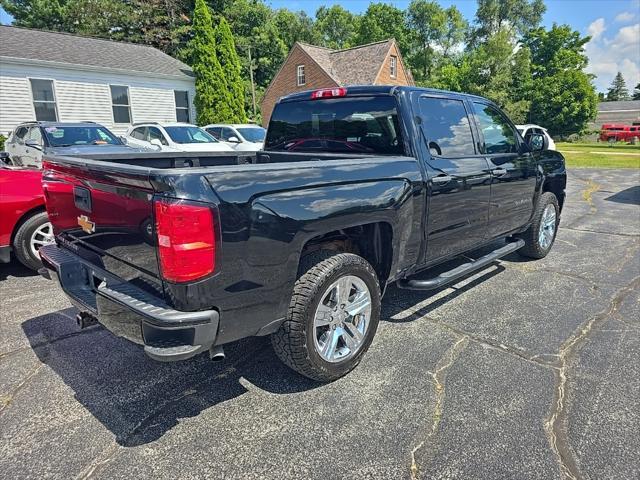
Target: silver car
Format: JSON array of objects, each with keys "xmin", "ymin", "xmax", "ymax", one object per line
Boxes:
[{"xmin": 4, "ymin": 121, "xmax": 145, "ymax": 167}]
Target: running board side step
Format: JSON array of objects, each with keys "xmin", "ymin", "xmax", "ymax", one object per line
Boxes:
[{"xmin": 397, "ymin": 240, "xmax": 525, "ymax": 291}]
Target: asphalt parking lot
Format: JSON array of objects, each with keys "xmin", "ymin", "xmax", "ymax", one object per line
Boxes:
[{"xmin": 1, "ymin": 168, "xmax": 639, "ymax": 480}]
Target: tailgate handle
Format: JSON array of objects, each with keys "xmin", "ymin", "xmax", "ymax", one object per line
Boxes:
[{"xmin": 73, "ymin": 186, "xmax": 92, "ymax": 212}]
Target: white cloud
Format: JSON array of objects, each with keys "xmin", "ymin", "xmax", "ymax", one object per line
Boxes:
[
  {"xmin": 587, "ymin": 18, "xmax": 606, "ymax": 40},
  {"xmin": 615, "ymin": 11, "xmax": 635, "ymax": 23},
  {"xmin": 585, "ymin": 20, "xmax": 640, "ymax": 91}
]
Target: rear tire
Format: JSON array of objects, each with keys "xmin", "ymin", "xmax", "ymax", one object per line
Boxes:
[
  {"xmin": 13, "ymin": 211, "xmax": 54, "ymax": 271},
  {"xmin": 271, "ymin": 252, "xmax": 381, "ymax": 382},
  {"xmin": 518, "ymin": 192, "xmax": 559, "ymax": 259}
]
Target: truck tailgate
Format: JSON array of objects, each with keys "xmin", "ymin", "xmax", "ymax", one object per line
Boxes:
[{"xmin": 42, "ymin": 159, "xmax": 163, "ymax": 294}]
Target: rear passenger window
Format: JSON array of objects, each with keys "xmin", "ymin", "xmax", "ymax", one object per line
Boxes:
[
  {"xmin": 419, "ymin": 97, "xmax": 475, "ymax": 157},
  {"xmin": 473, "ymin": 102, "xmax": 517, "ymax": 154}
]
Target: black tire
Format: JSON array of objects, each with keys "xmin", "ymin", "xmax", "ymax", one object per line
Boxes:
[
  {"xmin": 271, "ymin": 252, "xmax": 381, "ymax": 382},
  {"xmin": 518, "ymin": 192, "xmax": 560, "ymax": 259},
  {"xmin": 13, "ymin": 211, "xmax": 51, "ymax": 271}
]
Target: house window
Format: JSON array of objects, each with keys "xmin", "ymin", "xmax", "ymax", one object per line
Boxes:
[
  {"xmin": 110, "ymin": 85, "xmax": 131, "ymax": 123},
  {"xmin": 297, "ymin": 65, "xmax": 305, "ymax": 86},
  {"xmin": 390, "ymin": 56, "xmax": 397, "ymax": 78},
  {"xmin": 174, "ymin": 90, "xmax": 190, "ymax": 123},
  {"xmin": 29, "ymin": 79, "xmax": 58, "ymax": 121}
]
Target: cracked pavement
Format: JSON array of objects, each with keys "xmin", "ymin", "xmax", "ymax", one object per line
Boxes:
[{"xmin": 1, "ymin": 168, "xmax": 639, "ymax": 479}]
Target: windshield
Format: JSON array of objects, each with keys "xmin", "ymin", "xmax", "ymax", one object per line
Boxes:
[
  {"xmin": 164, "ymin": 126, "xmax": 218, "ymax": 144},
  {"xmin": 43, "ymin": 126, "xmax": 122, "ymax": 147},
  {"xmin": 237, "ymin": 127, "xmax": 266, "ymax": 143},
  {"xmin": 265, "ymin": 96, "xmax": 404, "ymax": 155}
]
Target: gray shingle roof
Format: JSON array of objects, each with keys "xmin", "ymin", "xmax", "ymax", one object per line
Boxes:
[
  {"xmin": 0, "ymin": 25, "xmax": 193, "ymax": 78},
  {"xmin": 297, "ymin": 40, "xmax": 395, "ymax": 85},
  {"xmin": 597, "ymin": 100, "xmax": 640, "ymax": 112}
]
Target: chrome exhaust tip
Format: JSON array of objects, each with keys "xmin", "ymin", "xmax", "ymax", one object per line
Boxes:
[{"xmin": 209, "ymin": 345, "xmax": 225, "ymax": 362}]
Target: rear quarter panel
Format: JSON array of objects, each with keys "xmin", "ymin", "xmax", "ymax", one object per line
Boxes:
[{"xmin": 197, "ymin": 157, "xmax": 423, "ymax": 344}]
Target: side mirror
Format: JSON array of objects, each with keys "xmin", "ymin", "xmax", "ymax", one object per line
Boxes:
[
  {"xmin": 25, "ymin": 139, "xmax": 42, "ymax": 150},
  {"xmin": 228, "ymin": 136, "xmax": 241, "ymax": 143},
  {"xmin": 149, "ymin": 138, "xmax": 163, "ymax": 149},
  {"xmin": 119, "ymin": 136, "xmax": 128, "ymax": 145},
  {"xmin": 0, "ymin": 151, "xmax": 11, "ymax": 164},
  {"xmin": 529, "ymin": 133, "xmax": 548, "ymax": 152}
]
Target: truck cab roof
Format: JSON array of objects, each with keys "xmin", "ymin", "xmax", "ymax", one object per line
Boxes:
[{"xmin": 278, "ymin": 85, "xmax": 491, "ymax": 104}]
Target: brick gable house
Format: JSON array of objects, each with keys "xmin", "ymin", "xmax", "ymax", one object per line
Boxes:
[{"xmin": 260, "ymin": 39, "xmax": 414, "ymax": 126}]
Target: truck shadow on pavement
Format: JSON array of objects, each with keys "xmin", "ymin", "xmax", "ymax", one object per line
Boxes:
[
  {"xmin": 381, "ymin": 264, "xmax": 505, "ymax": 323},
  {"xmin": 21, "ymin": 314, "xmax": 320, "ymax": 447},
  {"xmin": 20, "ymin": 254, "xmax": 509, "ymax": 448}
]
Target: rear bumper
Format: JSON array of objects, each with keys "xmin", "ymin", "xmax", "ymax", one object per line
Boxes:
[{"xmin": 39, "ymin": 244, "xmax": 219, "ymax": 362}]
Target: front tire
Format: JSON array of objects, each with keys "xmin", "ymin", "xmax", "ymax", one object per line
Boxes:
[
  {"xmin": 271, "ymin": 252, "xmax": 381, "ymax": 382},
  {"xmin": 518, "ymin": 192, "xmax": 559, "ymax": 259},
  {"xmin": 13, "ymin": 211, "xmax": 54, "ymax": 271}
]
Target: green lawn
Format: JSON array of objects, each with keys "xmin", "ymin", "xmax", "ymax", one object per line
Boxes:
[
  {"xmin": 556, "ymin": 142, "xmax": 640, "ymax": 151},
  {"xmin": 556, "ymin": 142, "xmax": 640, "ymax": 168}
]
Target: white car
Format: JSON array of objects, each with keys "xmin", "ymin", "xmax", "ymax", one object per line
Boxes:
[
  {"xmin": 516, "ymin": 124, "xmax": 556, "ymax": 151},
  {"xmin": 203, "ymin": 124, "xmax": 266, "ymax": 151},
  {"xmin": 124, "ymin": 123, "xmax": 233, "ymax": 152}
]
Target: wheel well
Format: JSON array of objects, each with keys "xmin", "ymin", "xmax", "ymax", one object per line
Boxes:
[
  {"xmin": 10, "ymin": 205, "xmax": 46, "ymax": 244},
  {"xmin": 543, "ymin": 179, "xmax": 566, "ymax": 212},
  {"xmin": 300, "ymin": 222, "xmax": 394, "ymax": 286}
]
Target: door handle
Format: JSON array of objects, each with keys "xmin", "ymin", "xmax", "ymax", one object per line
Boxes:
[
  {"xmin": 492, "ymin": 167, "xmax": 508, "ymax": 177},
  {"xmin": 432, "ymin": 174, "xmax": 453, "ymax": 184}
]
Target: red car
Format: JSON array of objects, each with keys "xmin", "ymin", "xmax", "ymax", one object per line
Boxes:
[
  {"xmin": 0, "ymin": 165, "xmax": 53, "ymax": 270},
  {"xmin": 599, "ymin": 124, "xmax": 640, "ymax": 143}
]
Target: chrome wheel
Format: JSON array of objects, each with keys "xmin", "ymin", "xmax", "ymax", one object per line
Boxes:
[
  {"xmin": 538, "ymin": 204, "xmax": 556, "ymax": 250},
  {"xmin": 30, "ymin": 221, "xmax": 54, "ymax": 259},
  {"xmin": 313, "ymin": 275, "xmax": 372, "ymax": 363}
]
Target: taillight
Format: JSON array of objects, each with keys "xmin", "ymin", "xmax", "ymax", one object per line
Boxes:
[
  {"xmin": 154, "ymin": 198, "xmax": 216, "ymax": 283},
  {"xmin": 310, "ymin": 87, "xmax": 347, "ymax": 99}
]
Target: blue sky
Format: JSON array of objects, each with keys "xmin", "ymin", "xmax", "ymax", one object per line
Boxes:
[{"xmin": 2, "ymin": 1, "xmax": 639, "ymax": 91}]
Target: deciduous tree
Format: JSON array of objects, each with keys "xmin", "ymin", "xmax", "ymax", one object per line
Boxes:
[
  {"xmin": 354, "ymin": 3, "xmax": 409, "ymax": 52},
  {"xmin": 471, "ymin": 0, "xmax": 545, "ymax": 43},
  {"xmin": 313, "ymin": 5, "xmax": 358, "ymax": 49},
  {"xmin": 523, "ymin": 24, "xmax": 597, "ymax": 135}
]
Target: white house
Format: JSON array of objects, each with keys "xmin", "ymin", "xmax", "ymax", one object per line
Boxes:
[{"xmin": 0, "ymin": 26, "xmax": 196, "ymax": 136}]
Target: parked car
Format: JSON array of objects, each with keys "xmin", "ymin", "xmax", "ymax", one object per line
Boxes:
[
  {"xmin": 516, "ymin": 124, "xmax": 556, "ymax": 150},
  {"xmin": 599, "ymin": 123, "xmax": 640, "ymax": 143},
  {"xmin": 0, "ymin": 165, "xmax": 53, "ymax": 270},
  {"xmin": 39, "ymin": 86, "xmax": 566, "ymax": 381},
  {"xmin": 4, "ymin": 122, "xmax": 145, "ymax": 167},
  {"xmin": 124, "ymin": 123, "xmax": 233, "ymax": 152},
  {"xmin": 203, "ymin": 124, "xmax": 266, "ymax": 151}
]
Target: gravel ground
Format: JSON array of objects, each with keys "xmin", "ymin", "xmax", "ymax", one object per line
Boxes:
[{"xmin": 1, "ymin": 168, "xmax": 638, "ymax": 479}]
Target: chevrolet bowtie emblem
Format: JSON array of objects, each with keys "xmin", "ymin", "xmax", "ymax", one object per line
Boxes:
[{"xmin": 77, "ymin": 215, "xmax": 95, "ymax": 234}]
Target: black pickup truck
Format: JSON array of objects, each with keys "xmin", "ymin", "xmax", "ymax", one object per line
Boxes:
[{"xmin": 39, "ymin": 86, "xmax": 566, "ymax": 381}]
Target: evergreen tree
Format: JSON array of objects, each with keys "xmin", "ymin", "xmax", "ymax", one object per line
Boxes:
[
  {"xmin": 632, "ymin": 82, "xmax": 640, "ymax": 100},
  {"xmin": 215, "ymin": 16, "xmax": 246, "ymax": 123},
  {"xmin": 188, "ymin": 0, "xmax": 233, "ymax": 124},
  {"xmin": 606, "ymin": 72, "xmax": 631, "ymax": 101}
]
